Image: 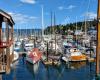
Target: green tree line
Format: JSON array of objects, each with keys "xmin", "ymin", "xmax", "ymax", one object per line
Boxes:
[{"xmin": 44, "ymin": 20, "xmax": 96, "ymax": 35}]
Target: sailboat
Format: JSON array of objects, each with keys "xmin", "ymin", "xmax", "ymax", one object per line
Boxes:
[
  {"xmin": 42, "ymin": 12, "xmax": 61, "ymax": 66},
  {"xmin": 82, "ymin": 16, "xmax": 91, "ymax": 46},
  {"xmin": 14, "ymin": 26, "xmax": 22, "ymax": 51}
]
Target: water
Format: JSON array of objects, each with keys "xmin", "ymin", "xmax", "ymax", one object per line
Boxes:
[
  {"xmin": 2, "ymin": 41, "xmax": 96, "ymax": 80},
  {"xmin": 2, "ymin": 57, "xmax": 96, "ymax": 80}
]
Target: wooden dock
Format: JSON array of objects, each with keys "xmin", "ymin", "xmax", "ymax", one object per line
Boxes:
[{"xmin": 0, "ymin": 9, "xmax": 14, "ymax": 74}]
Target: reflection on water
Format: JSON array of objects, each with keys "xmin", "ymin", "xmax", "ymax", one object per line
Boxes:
[
  {"xmin": 26, "ymin": 61, "xmax": 40, "ymax": 74},
  {"xmin": 68, "ymin": 62, "xmax": 87, "ymax": 69},
  {"xmin": 2, "ymin": 57, "xmax": 95, "ymax": 80}
]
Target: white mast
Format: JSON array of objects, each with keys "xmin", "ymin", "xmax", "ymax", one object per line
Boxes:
[
  {"xmin": 26, "ymin": 25, "xmax": 27, "ymax": 38},
  {"xmin": 85, "ymin": 0, "xmax": 90, "ymax": 38},
  {"xmin": 76, "ymin": 16, "xmax": 78, "ymax": 41},
  {"xmin": 19, "ymin": 25, "xmax": 21, "ymax": 39},
  {"xmin": 41, "ymin": 5, "xmax": 44, "ymax": 38},
  {"xmin": 84, "ymin": 16, "xmax": 87, "ymax": 38}
]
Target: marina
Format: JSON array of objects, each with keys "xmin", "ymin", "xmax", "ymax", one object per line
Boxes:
[{"xmin": 0, "ymin": 0, "xmax": 99, "ymax": 80}]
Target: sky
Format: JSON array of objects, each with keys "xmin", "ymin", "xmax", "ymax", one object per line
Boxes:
[{"xmin": 0, "ymin": 0, "xmax": 98, "ymax": 29}]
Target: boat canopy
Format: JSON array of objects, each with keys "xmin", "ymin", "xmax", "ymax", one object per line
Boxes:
[{"xmin": 25, "ymin": 43, "xmax": 34, "ymax": 47}]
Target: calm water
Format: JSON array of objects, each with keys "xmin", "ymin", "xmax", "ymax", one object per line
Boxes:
[
  {"xmin": 2, "ymin": 57, "xmax": 95, "ymax": 80},
  {"xmin": 2, "ymin": 43, "xmax": 96, "ymax": 80}
]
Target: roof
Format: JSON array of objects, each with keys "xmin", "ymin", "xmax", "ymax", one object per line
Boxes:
[
  {"xmin": 0, "ymin": 9, "xmax": 15, "ymax": 25},
  {"xmin": 28, "ymin": 48, "xmax": 42, "ymax": 64}
]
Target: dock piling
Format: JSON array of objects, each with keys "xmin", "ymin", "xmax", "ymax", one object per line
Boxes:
[{"xmin": 96, "ymin": 0, "xmax": 100, "ymax": 79}]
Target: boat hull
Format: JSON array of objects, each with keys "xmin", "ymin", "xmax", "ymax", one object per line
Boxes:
[
  {"xmin": 26, "ymin": 57, "xmax": 40, "ymax": 73},
  {"xmin": 70, "ymin": 55, "xmax": 87, "ymax": 62}
]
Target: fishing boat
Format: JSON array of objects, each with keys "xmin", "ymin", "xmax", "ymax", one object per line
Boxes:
[
  {"xmin": 62, "ymin": 48, "xmax": 87, "ymax": 62},
  {"xmin": 69, "ymin": 48, "xmax": 87, "ymax": 61},
  {"xmin": 26, "ymin": 48, "xmax": 42, "ymax": 73}
]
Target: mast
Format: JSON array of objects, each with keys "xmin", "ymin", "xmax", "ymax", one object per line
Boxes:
[
  {"xmin": 41, "ymin": 5, "xmax": 44, "ymax": 38},
  {"xmin": 84, "ymin": 16, "xmax": 87, "ymax": 38},
  {"xmin": 26, "ymin": 25, "xmax": 27, "ymax": 38},
  {"xmin": 96, "ymin": 0, "xmax": 100, "ymax": 77},
  {"xmin": 54, "ymin": 12, "xmax": 57, "ymax": 54},
  {"xmin": 19, "ymin": 26, "xmax": 21, "ymax": 39},
  {"xmin": 30, "ymin": 27, "xmax": 32, "ymax": 37},
  {"xmin": 51, "ymin": 11, "xmax": 53, "ymax": 38},
  {"xmin": 76, "ymin": 16, "xmax": 78, "ymax": 44}
]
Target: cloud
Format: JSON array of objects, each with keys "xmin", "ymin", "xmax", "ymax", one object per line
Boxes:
[
  {"xmin": 20, "ymin": 0, "xmax": 36, "ymax": 4},
  {"xmin": 58, "ymin": 6, "xmax": 64, "ymax": 10},
  {"xmin": 8, "ymin": 12, "xmax": 38, "ymax": 24},
  {"xmin": 83, "ymin": 12, "xmax": 97, "ymax": 19},
  {"xmin": 66, "ymin": 5, "xmax": 76, "ymax": 10},
  {"xmin": 58, "ymin": 5, "xmax": 76, "ymax": 10}
]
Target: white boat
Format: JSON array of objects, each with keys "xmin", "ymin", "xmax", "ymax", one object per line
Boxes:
[
  {"xmin": 15, "ymin": 40, "xmax": 22, "ymax": 46},
  {"xmin": 14, "ymin": 41, "xmax": 21, "ymax": 51},
  {"xmin": 62, "ymin": 56, "xmax": 69, "ymax": 63},
  {"xmin": 69, "ymin": 48, "xmax": 87, "ymax": 61},
  {"xmin": 14, "ymin": 45, "xmax": 20, "ymax": 51},
  {"xmin": 65, "ymin": 48, "xmax": 87, "ymax": 62},
  {"xmin": 24, "ymin": 43, "xmax": 34, "ymax": 51}
]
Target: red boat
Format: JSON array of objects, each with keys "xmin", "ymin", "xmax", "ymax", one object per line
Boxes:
[{"xmin": 26, "ymin": 48, "xmax": 42, "ymax": 73}]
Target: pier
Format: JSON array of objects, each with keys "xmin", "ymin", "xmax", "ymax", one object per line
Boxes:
[{"xmin": 0, "ymin": 9, "xmax": 14, "ymax": 74}]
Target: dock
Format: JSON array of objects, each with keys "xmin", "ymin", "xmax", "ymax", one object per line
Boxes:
[{"xmin": 0, "ymin": 9, "xmax": 14, "ymax": 74}]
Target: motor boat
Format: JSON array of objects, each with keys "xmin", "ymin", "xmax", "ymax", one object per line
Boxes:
[
  {"xmin": 69, "ymin": 48, "xmax": 87, "ymax": 61},
  {"xmin": 26, "ymin": 48, "xmax": 42, "ymax": 73}
]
